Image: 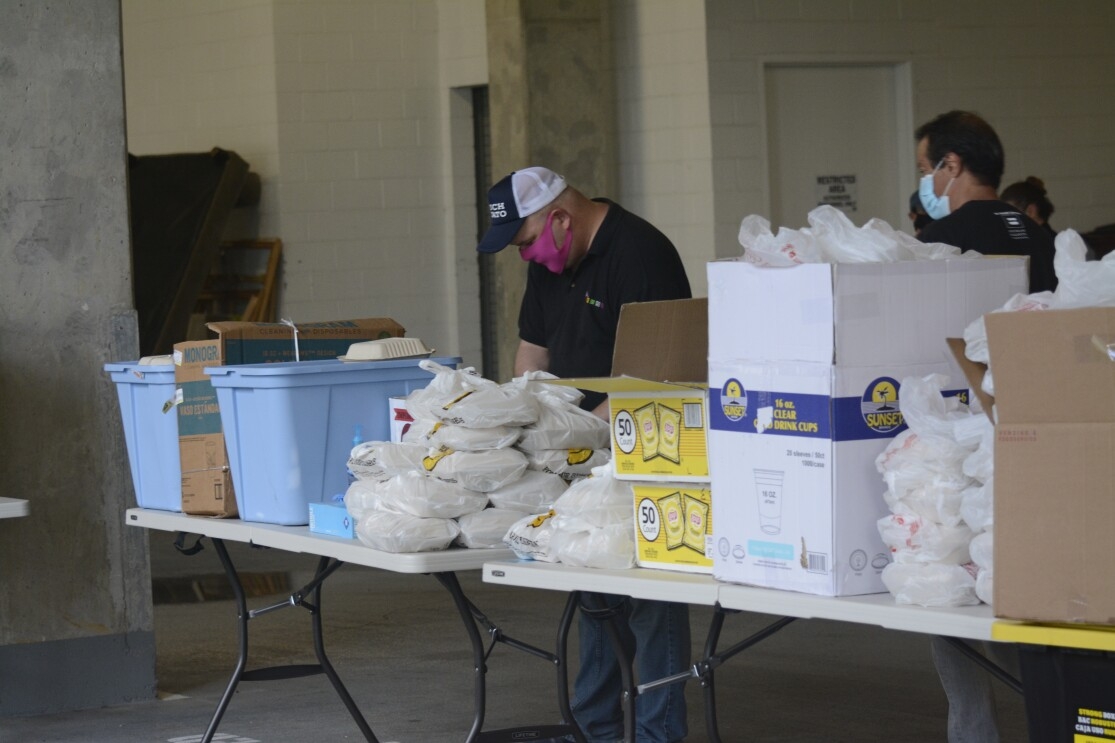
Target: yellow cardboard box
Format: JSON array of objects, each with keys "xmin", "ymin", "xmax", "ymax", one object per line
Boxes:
[{"xmin": 634, "ymin": 482, "xmax": 713, "ymax": 573}]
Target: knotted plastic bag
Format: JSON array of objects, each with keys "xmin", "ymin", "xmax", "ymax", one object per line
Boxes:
[
  {"xmin": 403, "ymin": 418, "xmax": 521, "ymax": 451},
  {"xmin": 366, "ymin": 470, "xmax": 488, "ymax": 519},
  {"xmin": 881, "ymin": 562, "xmax": 980, "ymax": 607},
  {"xmin": 504, "ymin": 510, "xmax": 559, "ymax": 562},
  {"xmin": 406, "ymin": 360, "xmax": 539, "ymax": 428},
  {"xmin": 486, "ymin": 469, "xmax": 569, "ymax": 514},
  {"xmin": 420, "ymin": 446, "xmax": 529, "ymax": 493},
  {"xmin": 456, "ymin": 508, "xmax": 525, "ymax": 549}
]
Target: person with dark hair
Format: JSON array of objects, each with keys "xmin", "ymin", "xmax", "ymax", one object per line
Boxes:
[
  {"xmin": 915, "ymin": 110, "xmax": 1057, "ymax": 292},
  {"xmin": 1000, "ymin": 176, "xmax": 1056, "ymax": 238},
  {"xmin": 913, "ymin": 111, "xmax": 1038, "ymax": 743}
]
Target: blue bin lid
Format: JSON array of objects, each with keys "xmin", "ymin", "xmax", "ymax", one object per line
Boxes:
[{"xmin": 204, "ymin": 356, "xmax": 462, "ymax": 388}]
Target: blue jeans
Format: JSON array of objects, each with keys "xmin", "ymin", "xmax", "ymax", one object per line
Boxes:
[{"xmin": 572, "ymin": 594, "xmax": 690, "ymax": 743}]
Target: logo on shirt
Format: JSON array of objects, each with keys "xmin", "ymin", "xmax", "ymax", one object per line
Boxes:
[
  {"xmin": 997, "ymin": 211, "xmax": 1029, "ymax": 240},
  {"xmin": 584, "ymin": 293, "xmax": 604, "ymax": 309}
]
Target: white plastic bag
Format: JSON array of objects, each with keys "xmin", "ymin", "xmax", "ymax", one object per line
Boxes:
[
  {"xmin": 516, "ymin": 390, "xmax": 611, "ymax": 451},
  {"xmin": 403, "ymin": 418, "xmax": 521, "ymax": 451},
  {"xmin": 347, "ymin": 441, "xmax": 427, "ymax": 481},
  {"xmin": 355, "ymin": 511, "xmax": 460, "ymax": 553},
  {"xmin": 969, "ymin": 529, "xmax": 994, "ymax": 571},
  {"xmin": 737, "ymin": 214, "xmax": 822, "ymax": 266},
  {"xmin": 523, "ymin": 447, "xmax": 611, "ymax": 479},
  {"xmin": 406, "ymin": 360, "xmax": 540, "ymax": 428},
  {"xmin": 1051, "ymin": 229, "xmax": 1115, "ymax": 309},
  {"xmin": 504, "ymin": 510, "xmax": 559, "ymax": 562},
  {"xmin": 343, "ymin": 479, "xmax": 387, "ymax": 520},
  {"xmin": 486, "ymin": 469, "xmax": 569, "ymax": 513},
  {"xmin": 877, "ymin": 502, "xmax": 973, "ymax": 564},
  {"xmin": 456, "ymin": 508, "xmax": 526, "ymax": 549},
  {"xmin": 421, "ymin": 446, "xmax": 529, "ymax": 493},
  {"xmin": 975, "ymin": 568, "xmax": 994, "ymax": 606},
  {"xmin": 550, "ymin": 466, "xmax": 634, "ymax": 531},
  {"xmin": 959, "ymin": 478, "xmax": 994, "ymax": 534},
  {"xmin": 809, "ymin": 205, "xmax": 899, "ymax": 263},
  {"xmin": 551, "ymin": 523, "xmax": 635, "ymax": 570},
  {"xmin": 368, "ymin": 470, "xmax": 488, "ymax": 519},
  {"xmin": 881, "ymin": 562, "xmax": 980, "ymax": 607}
]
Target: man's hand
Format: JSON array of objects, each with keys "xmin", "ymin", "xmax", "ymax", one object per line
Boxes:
[{"xmin": 591, "ymin": 398, "xmax": 609, "ymax": 421}]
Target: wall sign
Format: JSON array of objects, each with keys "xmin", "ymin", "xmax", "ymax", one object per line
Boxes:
[{"xmin": 816, "ymin": 174, "xmax": 857, "ymax": 213}]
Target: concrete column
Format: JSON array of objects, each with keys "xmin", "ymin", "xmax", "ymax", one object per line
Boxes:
[
  {"xmin": 484, "ymin": 0, "xmax": 617, "ymax": 381},
  {"xmin": 0, "ymin": 0, "xmax": 155, "ymax": 714}
]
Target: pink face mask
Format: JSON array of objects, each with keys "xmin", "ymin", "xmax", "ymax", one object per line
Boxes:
[{"xmin": 519, "ymin": 210, "xmax": 573, "ymax": 274}]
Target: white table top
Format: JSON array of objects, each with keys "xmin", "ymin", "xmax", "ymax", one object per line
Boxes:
[
  {"xmin": 483, "ymin": 559, "xmax": 998, "ymax": 642},
  {"xmin": 0, "ymin": 498, "xmax": 29, "ymax": 519},
  {"xmin": 126, "ymin": 508, "xmax": 513, "ymax": 574}
]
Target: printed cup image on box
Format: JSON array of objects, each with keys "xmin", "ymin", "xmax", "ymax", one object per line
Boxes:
[{"xmin": 753, "ymin": 468, "xmax": 785, "ymax": 535}]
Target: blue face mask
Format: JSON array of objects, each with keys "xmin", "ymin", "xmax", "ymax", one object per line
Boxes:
[{"xmin": 919, "ymin": 159, "xmax": 954, "ymax": 220}]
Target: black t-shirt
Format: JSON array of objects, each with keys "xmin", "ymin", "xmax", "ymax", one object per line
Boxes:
[
  {"xmin": 919, "ymin": 200, "xmax": 1057, "ymax": 292},
  {"xmin": 518, "ymin": 199, "xmax": 692, "ymax": 410}
]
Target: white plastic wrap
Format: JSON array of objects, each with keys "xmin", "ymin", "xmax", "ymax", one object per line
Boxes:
[
  {"xmin": 550, "ymin": 523, "xmax": 636, "ymax": 570},
  {"xmin": 516, "ymin": 390, "xmax": 611, "ymax": 451},
  {"xmin": 344, "ymin": 479, "xmax": 387, "ymax": 520},
  {"xmin": 881, "ymin": 479, "xmax": 969, "ymax": 528},
  {"xmin": 511, "ymin": 369, "xmax": 585, "ymax": 406},
  {"xmin": 355, "ymin": 511, "xmax": 460, "ymax": 553},
  {"xmin": 523, "ymin": 447, "xmax": 611, "ymax": 479},
  {"xmin": 347, "ymin": 441, "xmax": 427, "ymax": 481},
  {"xmin": 1051, "ymin": 229, "xmax": 1115, "ymax": 309},
  {"xmin": 486, "ymin": 469, "xmax": 569, "ymax": 514},
  {"xmin": 504, "ymin": 510, "xmax": 559, "ymax": 562},
  {"xmin": 959, "ymin": 478, "xmax": 994, "ymax": 534},
  {"xmin": 550, "ymin": 467, "xmax": 634, "ymax": 531},
  {"xmin": 406, "ymin": 360, "xmax": 540, "ymax": 428},
  {"xmin": 455, "ymin": 508, "xmax": 525, "ymax": 549},
  {"xmin": 881, "ymin": 562, "xmax": 980, "ymax": 607},
  {"xmin": 368, "ymin": 470, "xmax": 488, "ymax": 519},
  {"xmin": 421, "ymin": 447, "xmax": 528, "ymax": 493},
  {"xmin": 975, "ymin": 568, "xmax": 994, "ymax": 606},
  {"xmin": 877, "ymin": 503, "xmax": 974, "ymax": 564},
  {"xmin": 738, "ymin": 213, "xmax": 822, "ymax": 266},
  {"xmin": 403, "ymin": 418, "xmax": 521, "ymax": 451},
  {"xmin": 968, "ymin": 529, "xmax": 994, "ymax": 572}
]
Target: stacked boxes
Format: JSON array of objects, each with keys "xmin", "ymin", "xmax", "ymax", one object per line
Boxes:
[
  {"xmin": 707, "ymin": 258, "xmax": 1027, "ymax": 596},
  {"xmin": 173, "ymin": 318, "xmax": 405, "ymax": 517},
  {"xmin": 559, "ymin": 299, "xmax": 714, "ymax": 574}
]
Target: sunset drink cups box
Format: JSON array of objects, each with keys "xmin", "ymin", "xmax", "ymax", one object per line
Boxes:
[
  {"xmin": 706, "ymin": 257, "xmax": 1027, "ymax": 596},
  {"xmin": 172, "ymin": 318, "xmax": 405, "ymax": 517}
]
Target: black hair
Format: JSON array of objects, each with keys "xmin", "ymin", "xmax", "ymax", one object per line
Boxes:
[
  {"xmin": 1000, "ymin": 176, "xmax": 1055, "ymax": 223},
  {"xmin": 915, "ymin": 110, "xmax": 1005, "ymax": 189}
]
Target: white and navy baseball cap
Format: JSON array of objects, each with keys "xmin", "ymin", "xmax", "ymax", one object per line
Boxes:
[{"xmin": 476, "ymin": 166, "xmax": 567, "ymax": 253}]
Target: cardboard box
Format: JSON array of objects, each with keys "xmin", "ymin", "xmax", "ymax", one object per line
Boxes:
[
  {"xmin": 707, "ymin": 257, "xmax": 1028, "ymax": 596},
  {"xmin": 174, "ymin": 340, "xmax": 237, "ymax": 517},
  {"xmin": 309, "ymin": 501, "xmax": 356, "ymax": 539},
  {"xmin": 172, "ymin": 318, "xmax": 405, "ymax": 517},
  {"xmin": 555, "ymin": 298, "xmax": 710, "ymax": 482},
  {"xmin": 634, "ymin": 482, "xmax": 713, "ymax": 574},
  {"xmin": 988, "ymin": 307, "xmax": 1115, "ymax": 624}
]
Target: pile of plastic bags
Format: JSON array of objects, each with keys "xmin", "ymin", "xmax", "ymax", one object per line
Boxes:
[
  {"xmin": 344, "ymin": 361, "xmax": 613, "ymax": 553},
  {"xmin": 874, "ymin": 374, "xmax": 993, "ymax": 607},
  {"xmin": 737, "ymin": 205, "xmax": 961, "ymax": 264}
]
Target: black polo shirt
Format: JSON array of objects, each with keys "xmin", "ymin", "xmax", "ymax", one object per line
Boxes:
[
  {"xmin": 919, "ymin": 200, "xmax": 1057, "ymax": 292},
  {"xmin": 518, "ymin": 199, "xmax": 692, "ymax": 410}
]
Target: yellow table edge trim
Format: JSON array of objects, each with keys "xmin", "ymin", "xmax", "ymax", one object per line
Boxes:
[{"xmin": 992, "ymin": 620, "xmax": 1115, "ymax": 652}]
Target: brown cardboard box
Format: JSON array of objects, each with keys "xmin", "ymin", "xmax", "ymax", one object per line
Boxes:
[
  {"xmin": 988, "ymin": 307, "xmax": 1115, "ymax": 624},
  {"xmin": 173, "ymin": 318, "xmax": 406, "ymax": 517}
]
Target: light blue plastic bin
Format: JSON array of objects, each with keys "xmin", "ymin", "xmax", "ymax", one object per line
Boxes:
[
  {"xmin": 206, "ymin": 356, "xmax": 460, "ymax": 525},
  {"xmin": 104, "ymin": 361, "xmax": 183, "ymax": 512}
]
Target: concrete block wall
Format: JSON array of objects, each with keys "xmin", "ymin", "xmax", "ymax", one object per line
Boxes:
[
  {"xmin": 613, "ymin": 0, "xmax": 717, "ymax": 298},
  {"xmin": 703, "ymin": 0, "xmax": 1115, "ymax": 258}
]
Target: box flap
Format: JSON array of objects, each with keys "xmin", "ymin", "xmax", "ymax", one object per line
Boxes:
[
  {"xmin": 611, "ymin": 298, "xmax": 708, "ymax": 384},
  {"xmin": 987, "ymin": 307, "xmax": 1115, "ymax": 424},
  {"xmin": 207, "ymin": 318, "xmax": 404, "ymax": 340},
  {"xmin": 945, "ymin": 337, "xmax": 994, "ymax": 421},
  {"xmin": 547, "ymin": 376, "xmax": 704, "ymax": 394}
]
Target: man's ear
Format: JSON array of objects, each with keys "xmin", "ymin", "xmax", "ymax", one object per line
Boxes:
[{"xmin": 943, "ymin": 152, "xmax": 962, "ymax": 177}]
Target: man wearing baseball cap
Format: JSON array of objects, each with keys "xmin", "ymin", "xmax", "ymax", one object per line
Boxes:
[{"xmin": 478, "ymin": 166, "xmax": 691, "ymax": 743}]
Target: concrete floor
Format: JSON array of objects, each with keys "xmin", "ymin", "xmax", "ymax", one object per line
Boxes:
[{"xmin": 3, "ymin": 530, "xmax": 1029, "ymax": 743}]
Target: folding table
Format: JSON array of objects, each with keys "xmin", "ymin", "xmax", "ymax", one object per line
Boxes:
[
  {"xmin": 127, "ymin": 508, "xmax": 583, "ymax": 743},
  {"xmin": 483, "ymin": 559, "xmax": 1020, "ymax": 743}
]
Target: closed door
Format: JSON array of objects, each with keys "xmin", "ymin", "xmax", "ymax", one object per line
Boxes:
[{"xmin": 765, "ymin": 63, "xmax": 910, "ymax": 232}]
